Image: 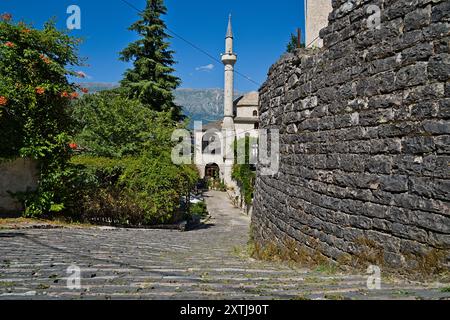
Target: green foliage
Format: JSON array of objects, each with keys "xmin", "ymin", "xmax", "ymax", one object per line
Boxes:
[
  {"xmin": 0, "ymin": 12, "xmax": 200, "ymax": 224},
  {"xmin": 65, "ymin": 0, "xmax": 200, "ymax": 226},
  {"xmin": 69, "ymin": 155, "xmax": 142, "ymax": 224},
  {"xmin": 70, "ymin": 155, "xmax": 137, "ymax": 188},
  {"xmin": 120, "ymin": 0, "xmax": 182, "ymax": 120},
  {"xmin": 120, "ymin": 151, "xmax": 199, "ymax": 224},
  {"xmin": 69, "ymin": 86, "xmax": 199, "ymax": 225},
  {"xmin": 190, "ymin": 201, "xmax": 208, "ymax": 219},
  {"xmin": 0, "ymin": 16, "xmax": 83, "ymax": 216},
  {"xmin": 18, "ymin": 164, "xmax": 93, "ymax": 218},
  {"xmin": 72, "ymin": 91, "xmax": 176, "ymax": 157},
  {"xmin": 71, "ymin": 153, "xmax": 199, "ymax": 226},
  {"xmin": 232, "ymin": 137, "xmax": 257, "ymax": 205},
  {"xmin": 208, "ymin": 179, "xmax": 227, "ymax": 192},
  {"xmin": 286, "ymin": 33, "xmax": 305, "ymax": 53},
  {"xmin": 0, "ymin": 18, "xmax": 81, "ymax": 159}
]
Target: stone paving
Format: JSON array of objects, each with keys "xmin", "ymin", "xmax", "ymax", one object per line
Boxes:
[{"xmin": 0, "ymin": 191, "xmax": 449, "ymax": 300}]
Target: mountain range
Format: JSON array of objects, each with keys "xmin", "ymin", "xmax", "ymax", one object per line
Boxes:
[{"xmin": 80, "ymin": 83, "xmax": 243, "ymax": 125}]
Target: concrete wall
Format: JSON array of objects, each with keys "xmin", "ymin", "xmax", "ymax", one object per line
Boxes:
[
  {"xmin": 236, "ymin": 106, "xmax": 259, "ymax": 118},
  {"xmin": 235, "ymin": 123, "xmax": 259, "ymax": 136},
  {"xmin": 0, "ymin": 158, "xmax": 38, "ymax": 213},
  {"xmin": 253, "ymin": 0, "xmax": 450, "ymax": 269},
  {"xmin": 305, "ymin": 0, "xmax": 333, "ymax": 47}
]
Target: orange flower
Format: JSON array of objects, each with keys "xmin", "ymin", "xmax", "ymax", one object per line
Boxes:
[
  {"xmin": 1, "ymin": 13, "xmax": 12, "ymax": 21},
  {"xmin": 21, "ymin": 28, "xmax": 31, "ymax": 34},
  {"xmin": 81, "ymin": 88, "xmax": 89, "ymax": 94},
  {"xmin": 69, "ymin": 143, "xmax": 78, "ymax": 150},
  {"xmin": 4, "ymin": 41, "xmax": 14, "ymax": 48},
  {"xmin": 35, "ymin": 87, "xmax": 45, "ymax": 95},
  {"xmin": 61, "ymin": 91, "xmax": 69, "ymax": 98},
  {"xmin": 39, "ymin": 54, "xmax": 51, "ymax": 64},
  {"xmin": 0, "ymin": 96, "xmax": 7, "ymax": 106},
  {"xmin": 70, "ymin": 92, "xmax": 79, "ymax": 99}
]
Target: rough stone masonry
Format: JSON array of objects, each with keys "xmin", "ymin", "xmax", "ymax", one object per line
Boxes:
[{"xmin": 252, "ymin": 0, "xmax": 450, "ymax": 269}]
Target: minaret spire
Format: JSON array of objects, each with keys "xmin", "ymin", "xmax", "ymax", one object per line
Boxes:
[{"xmin": 226, "ymin": 14, "xmax": 233, "ymax": 38}]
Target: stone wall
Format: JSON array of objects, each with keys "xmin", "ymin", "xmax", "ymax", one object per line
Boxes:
[
  {"xmin": 0, "ymin": 158, "xmax": 38, "ymax": 214},
  {"xmin": 252, "ymin": 0, "xmax": 450, "ymax": 269}
]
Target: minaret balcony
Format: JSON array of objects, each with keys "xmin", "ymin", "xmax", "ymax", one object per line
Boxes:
[{"xmin": 221, "ymin": 53, "xmax": 237, "ymax": 65}]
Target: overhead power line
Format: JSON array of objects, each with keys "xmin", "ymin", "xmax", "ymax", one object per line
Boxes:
[
  {"xmin": 118, "ymin": 0, "xmax": 261, "ymax": 87},
  {"xmin": 306, "ymin": 35, "xmax": 320, "ymax": 48}
]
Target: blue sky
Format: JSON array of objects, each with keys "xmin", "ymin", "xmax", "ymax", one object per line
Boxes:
[{"xmin": 2, "ymin": 0, "xmax": 305, "ymax": 92}]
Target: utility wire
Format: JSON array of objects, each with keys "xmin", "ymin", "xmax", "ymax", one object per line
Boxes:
[
  {"xmin": 118, "ymin": 0, "xmax": 261, "ymax": 87},
  {"xmin": 306, "ymin": 35, "xmax": 320, "ymax": 48}
]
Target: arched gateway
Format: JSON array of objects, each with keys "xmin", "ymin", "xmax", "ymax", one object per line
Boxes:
[{"xmin": 204, "ymin": 163, "xmax": 220, "ymax": 180}]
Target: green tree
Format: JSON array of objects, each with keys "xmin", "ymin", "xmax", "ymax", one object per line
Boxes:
[
  {"xmin": 70, "ymin": 89, "xmax": 198, "ymax": 225},
  {"xmin": 0, "ymin": 15, "xmax": 83, "ymax": 216},
  {"xmin": 0, "ymin": 17, "xmax": 81, "ymax": 160},
  {"xmin": 72, "ymin": 90, "xmax": 177, "ymax": 158},
  {"xmin": 119, "ymin": 0, "xmax": 182, "ymax": 120},
  {"xmin": 286, "ymin": 33, "xmax": 305, "ymax": 53}
]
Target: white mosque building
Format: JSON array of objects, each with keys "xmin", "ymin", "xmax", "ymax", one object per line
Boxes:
[
  {"xmin": 195, "ymin": 2, "xmax": 332, "ymax": 185},
  {"xmin": 195, "ymin": 15, "xmax": 259, "ymax": 186}
]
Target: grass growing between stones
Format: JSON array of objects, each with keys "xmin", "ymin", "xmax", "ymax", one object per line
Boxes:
[
  {"xmin": 440, "ymin": 286, "xmax": 450, "ymax": 293},
  {"xmin": 393, "ymin": 289, "xmax": 413, "ymax": 297},
  {"xmin": 406, "ymin": 249, "xmax": 448, "ymax": 277},
  {"xmin": 248, "ymin": 233, "xmax": 337, "ymax": 271},
  {"xmin": 0, "ymin": 217, "xmax": 93, "ymax": 229},
  {"xmin": 0, "ymin": 281, "xmax": 16, "ymax": 287},
  {"xmin": 291, "ymin": 293, "xmax": 311, "ymax": 300},
  {"xmin": 314, "ymin": 263, "xmax": 339, "ymax": 275},
  {"xmin": 249, "ymin": 230, "xmax": 450, "ymax": 282},
  {"xmin": 36, "ymin": 284, "xmax": 50, "ymax": 290},
  {"xmin": 323, "ymin": 293, "xmax": 346, "ymax": 300}
]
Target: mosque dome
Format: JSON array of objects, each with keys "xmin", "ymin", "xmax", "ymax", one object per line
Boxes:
[{"xmin": 234, "ymin": 91, "xmax": 259, "ymax": 108}]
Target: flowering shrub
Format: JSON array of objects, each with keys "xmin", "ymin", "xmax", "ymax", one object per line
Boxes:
[
  {"xmin": 0, "ymin": 13, "xmax": 200, "ymax": 224},
  {"xmin": 0, "ymin": 15, "xmax": 83, "ymax": 216}
]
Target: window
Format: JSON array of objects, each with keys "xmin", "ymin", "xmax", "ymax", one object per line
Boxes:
[
  {"xmin": 253, "ymin": 110, "xmax": 258, "ymax": 117},
  {"xmin": 202, "ymin": 132, "xmax": 221, "ymax": 155}
]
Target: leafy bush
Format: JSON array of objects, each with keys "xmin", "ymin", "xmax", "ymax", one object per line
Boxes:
[
  {"xmin": 190, "ymin": 201, "xmax": 208, "ymax": 219},
  {"xmin": 207, "ymin": 179, "xmax": 227, "ymax": 191},
  {"xmin": 120, "ymin": 151, "xmax": 199, "ymax": 224},
  {"xmin": 71, "ymin": 153, "xmax": 199, "ymax": 226},
  {"xmin": 232, "ymin": 137, "xmax": 257, "ymax": 205},
  {"xmin": 0, "ymin": 15, "xmax": 83, "ymax": 216},
  {"xmin": 0, "ymin": 11, "xmax": 200, "ymax": 224},
  {"xmin": 72, "ymin": 91, "xmax": 176, "ymax": 158},
  {"xmin": 80, "ymin": 188, "xmax": 148, "ymax": 226},
  {"xmin": 69, "ymin": 88, "xmax": 202, "ymax": 226}
]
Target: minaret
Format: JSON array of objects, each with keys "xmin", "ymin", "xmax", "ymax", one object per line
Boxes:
[
  {"xmin": 221, "ymin": 14, "xmax": 237, "ymax": 186},
  {"xmin": 221, "ymin": 14, "xmax": 237, "ymax": 131}
]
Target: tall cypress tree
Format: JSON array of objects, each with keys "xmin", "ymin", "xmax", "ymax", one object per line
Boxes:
[{"xmin": 120, "ymin": 0, "xmax": 182, "ymax": 120}]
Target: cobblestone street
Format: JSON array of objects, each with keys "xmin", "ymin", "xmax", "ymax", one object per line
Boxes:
[{"xmin": 0, "ymin": 191, "xmax": 448, "ymax": 300}]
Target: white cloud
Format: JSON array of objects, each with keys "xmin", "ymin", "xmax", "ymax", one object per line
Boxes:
[{"xmin": 195, "ymin": 64, "xmax": 214, "ymax": 72}]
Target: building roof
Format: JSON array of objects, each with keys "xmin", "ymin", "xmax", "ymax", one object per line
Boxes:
[
  {"xmin": 234, "ymin": 91, "xmax": 259, "ymax": 108},
  {"xmin": 234, "ymin": 117, "xmax": 258, "ymax": 124},
  {"xmin": 201, "ymin": 120, "xmax": 222, "ymax": 131}
]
